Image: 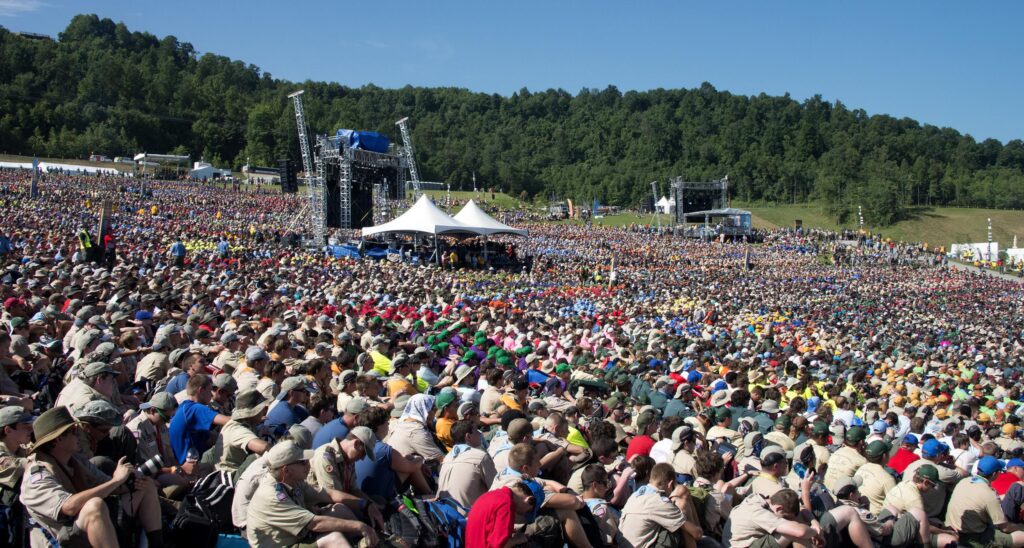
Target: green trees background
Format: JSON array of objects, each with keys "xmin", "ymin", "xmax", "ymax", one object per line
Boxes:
[{"xmin": 3, "ymin": 15, "xmax": 1024, "ymax": 225}]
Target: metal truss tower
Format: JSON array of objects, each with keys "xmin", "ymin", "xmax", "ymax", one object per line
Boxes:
[
  {"xmin": 288, "ymin": 90, "xmax": 327, "ymax": 245},
  {"xmin": 395, "ymin": 117, "xmax": 422, "ymax": 199}
]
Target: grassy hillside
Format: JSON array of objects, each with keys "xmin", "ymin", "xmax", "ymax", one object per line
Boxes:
[{"xmin": 741, "ymin": 203, "xmax": 1024, "ymax": 246}]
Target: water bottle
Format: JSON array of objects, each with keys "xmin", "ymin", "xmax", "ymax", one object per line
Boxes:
[{"xmin": 186, "ymin": 448, "xmax": 199, "ymax": 464}]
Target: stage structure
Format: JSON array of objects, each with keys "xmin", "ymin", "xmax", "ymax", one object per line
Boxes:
[
  {"xmin": 288, "ymin": 91, "xmax": 418, "ymax": 243},
  {"xmin": 670, "ymin": 176, "xmax": 729, "ymax": 225}
]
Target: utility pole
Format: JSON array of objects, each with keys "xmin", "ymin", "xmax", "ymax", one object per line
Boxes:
[{"xmin": 988, "ymin": 217, "xmax": 993, "ymax": 262}]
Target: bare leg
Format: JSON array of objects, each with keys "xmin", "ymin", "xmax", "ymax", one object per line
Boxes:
[
  {"xmin": 122, "ymin": 477, "xmax": 162, "ymax": 532},
  {"xmin": 826, "ymin": 506, "xmax": 872, "ymax": 548},
  {"xmin": 556, "ymin": 508, "xmax": 593, "ymax": 548},
  {"xmin": 76, "ymin": 497, "xmax": 118, "ymax": 547},
  {"xmin": 317, "ymin": 531, "xmax": 352, "ymax": 548},
  {"xmin": 908, "ymin": 507, "xmax": 930, "ymax": 546}
]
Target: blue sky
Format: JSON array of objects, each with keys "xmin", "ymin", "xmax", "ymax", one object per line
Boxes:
[{"xmin": 3, "ymin": 1, "xmax": 1022, "ymax": 142}]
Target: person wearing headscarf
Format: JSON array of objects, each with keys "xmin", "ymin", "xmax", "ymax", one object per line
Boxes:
[{"xmin": 383, "ymin": 393, "xmax": 445, "ymax": 465}]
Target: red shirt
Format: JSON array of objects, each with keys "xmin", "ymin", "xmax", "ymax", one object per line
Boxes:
[
  {"xmin": 465, "ymin": 486, "xmax": 516, "ymax": 548},
  {"xmin": 887, "ymin": 448, "xmax": 920, "ymax": 475},
  {"xmin": 991, "ymin": 472, "xmax": 1021, "ymax": 496}
]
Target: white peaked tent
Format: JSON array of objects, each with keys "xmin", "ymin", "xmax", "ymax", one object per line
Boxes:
[
  {"xmin": 362, "ymin": 194, "xmax": 475, "ymax": 237},
  {"xmin": 453, "ymin": 200, "xmax": 528, "ymax": 236},
  {"xmin": 656, "ymin": 196, "xmax": 675, "ymax": 214}
]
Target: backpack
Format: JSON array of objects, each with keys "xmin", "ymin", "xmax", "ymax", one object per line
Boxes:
[
  {"xmin": 686, "ymin": 485, "xmax": 712, "ymax": 534},
  {"xmin": 420, "ymin": 498, "xmax": 468, "ymax": 548},
  {"xmin": 383, "ymin": 503, "xmax": 423, "ymax": 548},
  {"xmin": 189, "ymin": 470, "xmax": 237, "ymax": 533}
]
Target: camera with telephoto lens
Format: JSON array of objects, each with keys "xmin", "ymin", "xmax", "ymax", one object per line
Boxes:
[{"xmin": 126, "ymin": 454, "xmax": 163, "ymax": 490}]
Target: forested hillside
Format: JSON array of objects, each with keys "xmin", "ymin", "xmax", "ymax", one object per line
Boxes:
[{"xmin": 2, "ymin": 15, "xmax": 1024, "ymax": 224}]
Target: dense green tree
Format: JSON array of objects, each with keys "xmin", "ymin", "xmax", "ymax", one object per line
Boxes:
[{"xmin": 0, "ymin": 15, "xmax": 1022, "ymax": 226}]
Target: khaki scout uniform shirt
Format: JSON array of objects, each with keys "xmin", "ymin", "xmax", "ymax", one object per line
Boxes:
[
  {"xmin": 855, "ymin": 462, "xmax": 896, "ymax": 515},
  {"xmin": 135, "ymin": 351, "xmax": 170, "ymax": 382},
  {"xmin": 308, "ymin": 439, "xmax": 355, "ymax": 493},
  {"xmin": 53, "ymin": 379, "xmax": 114, "ymax": 415},
  {"xmin": 823, "ymin": 446, "xmax": 866, "ymax": 492},
  {"xmin": 945, "ymin": 477, "xmax": 1006, "ymax": 534},
  {"xmin": 883, "ymin": 479, "xmax": 924, "ymax": 514},
  {"xmin": 246, "ymin": 475, "xmax": 331, "ymax": 547},
  {"xmin": 619, "ymin": 488, "xmax": 687, "ymax": 548},
  {"xmin": 437, "ymin": 447, "xmax": 497, "ymax": 511},
  {"xmin": 0, "ymin": 443, "xmax": 27, "ymax": 491},
  {"xmin": 126, "ymin": 413, "xmax": 177, "ymax": 466},
  {"xmin": 722, "ymin": 494, "xmax": 786, "ymax": 548},
  {"xmin": 20, "ymin": 453, "xmax": 109, "ymax": 548},
  {"xmin": 214, "ymin": 349, "xmax": 243, "ymax": 374},
  {"xmin": 792, "ymin": 438, "xmax": 830, "ymax": 466},
  {"xmin": 217, "ymin": 420, "xmax": 259, "ymax": 472},
  {"xmin": 902, "ymin": 458, "xmax": 961, "ymax": 518}
]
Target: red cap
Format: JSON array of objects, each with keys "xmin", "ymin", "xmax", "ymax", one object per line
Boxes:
[
  {"xmin": 625, "ymin": 434, "xmax": 655, "ymax": 462},
  {"xmin": 3, "ymin": 297, "xmax": 24, "ymax": 309}
]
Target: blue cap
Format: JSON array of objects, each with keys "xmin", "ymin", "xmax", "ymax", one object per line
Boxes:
[
  {"xmin": 978, "ymin": 456, "xmax": 1004, "ymax": 476},
  {"xmin": 135, "ymin": 310, "xmax": 153, "ymax": 321},
  {"xmin": 1007, "ymin": 458, "xmax": 1024, "ymax": 469},
  {"xmin": 921, "ymin": 438, "xmax": 942, "ymax": 457},
  {"xmin": 871, "ymin": 420, "xmax": 888, "ymax": 433},
  {"xmin": 903, "ymin": 434, "xmax": 919, "ymax": 446}
]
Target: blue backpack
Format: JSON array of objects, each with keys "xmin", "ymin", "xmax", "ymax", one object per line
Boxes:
[{"xmin": 421, "ymin": 497, "xmax": 468, "ymax": 548}]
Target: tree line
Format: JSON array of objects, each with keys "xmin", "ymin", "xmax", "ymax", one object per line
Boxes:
[{"xmin": 2, "ymin": 15, "xmax": 1024, "ymax": 225}]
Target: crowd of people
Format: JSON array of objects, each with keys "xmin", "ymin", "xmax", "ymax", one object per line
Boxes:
[{"xmin": 3, "ymin": 167, "xmax": 1024, "ymax": 547}]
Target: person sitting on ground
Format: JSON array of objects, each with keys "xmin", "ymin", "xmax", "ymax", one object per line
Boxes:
[
  {"xmin": 265, "ymin": 375, "xmax": 313, "ymax": 429},
  {"xmin": 618, "ymin": 462, "xmax": 702, "ymax": 547},
  {"xmin": 168, "ymin": 373, "xmax": 231, "ymax": 464},
  {"xmin": 944, "ymin": 455, "xmax": 1024, "ymax": 548},
  {"xmin": 579, "ymin": 463, "xmax": 622, "ymax": 546},
  {"xmin": 215, "ymin": 390, "xmax": 272, "ymax": 473},
  {"xmin": 20, "ymin": 406, "xmax": 164, "ymax": 548},
  {"xmin": 465, "ymin": 480, "xmax": 536, "ymax": 548},
  {"xmin": 245, "ymin": 440, "xmax": 379, "ymax": 547},
  {"xmin": 437, "ymin": 419, "xmax": 498, "ymax": 512}
]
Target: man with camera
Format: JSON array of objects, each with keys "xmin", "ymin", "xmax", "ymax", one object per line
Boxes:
[
  {"xmin": 20, "ymin": 406, "xmax": 164, "ymax": 548},
  {"xmin": 126, "ymin": 391, "xmax": 201, "ymax": 497}
]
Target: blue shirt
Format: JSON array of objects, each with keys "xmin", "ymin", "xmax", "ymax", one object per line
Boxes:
[
  {"xmin": 170, "ymin": 241, "xmax": 186, "ymax": 257},
  {"xmin": 312, "ymin": 417, "xmax": 350, "ymax": 449},
  {"xmin": 265, "ymin": 400, "xmax": 309, "ymax": 429},
  {"xmin": 0, "ymin": 235, "xmax": 11, "ymax": 255},
  {"xmin": 355, "ymin": 441, "xmax": 395, "ymax": 500},
  {"xmin": 165, "ymin": 372, "xmax": 189, "ymax": 395},
  {"xmin": 168, "ymin": 399, "xmax": 220, "ymax": 463}
]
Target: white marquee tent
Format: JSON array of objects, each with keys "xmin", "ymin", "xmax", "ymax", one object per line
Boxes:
[
  {"xmin": 453, "ymin": 200, "xmax": 528, "ymax": 236},
  {"xmin": 362, "ymin": 194, "xmax": 475, "ymax": 237}
]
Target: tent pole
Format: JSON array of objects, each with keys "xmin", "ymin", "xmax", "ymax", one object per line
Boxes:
[{"xmin": 435, "ymin": 234, "xmax": 440, "ymax": 265}]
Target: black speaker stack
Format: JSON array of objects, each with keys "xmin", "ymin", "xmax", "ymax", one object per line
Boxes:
[{"xmin": 278, "ymin": 159, "xmax": 298, "ymax": 193}]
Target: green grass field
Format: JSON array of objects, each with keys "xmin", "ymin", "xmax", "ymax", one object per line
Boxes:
[{"xmin": 740, "ymin": 202, "xmax": 1024, "ymax": 246}]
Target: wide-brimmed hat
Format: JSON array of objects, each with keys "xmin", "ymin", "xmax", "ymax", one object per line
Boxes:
[
  {"xmin": 760, "ymin": 400, "xmax": 780, "ymax": 414},
  {"xmin": 74, "ymin": 400, "xmax": 122, "ymax": 426},
  {"xmin": 30, "ymin": 406, "xmax": 77, "ymax": 453},
  {"xmin": 454, "ymin": 365, "xmax": 475, "ymax": 384},
  {"xmin": 710, "ymin": 390, "xmax": 731, "ymax": 408},
  {"xmin": 232, "ymin": 390, "xmax": 270, "ymax": 420}
]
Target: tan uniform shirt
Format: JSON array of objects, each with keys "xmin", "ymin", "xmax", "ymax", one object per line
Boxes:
[
  {"xmin": 479, "ymin": 386, "xmax": 503, "ymax": 417},
  {"xmin": 671, "ymin": 449, "xmax": 697, "ymax": 477},
  {"xmin": 619, "ymin": 488, "xmax": 687, "ymax": 548},
  {"xmin": 903, "ymin": 458, "xmax": 961, "ymax": 518},
  {"xmin": 0, "ymin": 443, "xmax": 27, "ymax": 491},
  {"xmin": 385, "ymin": 419, "xmax": 444, "ymax": 463},
  {"xmin": 792, "ymin": 438, "xmax": 830, "ymax": 466},
  {"xmin": 19, "ymin": 453, "xmax": 108, "ymax": 547},
  {"xmin": 245, "ymin": 475, "xmax": 331, "ymax": 547},
  {"xmin": 53, "ymin": 379, "xmax": 113, "ymax": 415},
  {"xmin": 232, "ymin": 454, "xmax": 269, "ymax": 529},
  {"xmin": 308, "ymin": 439, "xmax": 354, "ymax": 493},
  {"xmin": 437, "ymin": 446, "xmax": 497, "ymax": 511},
  {"xmin": 135, "ymin": 351, "xmax": 170, "ymax": 382},
  {"xmin": 823, "ymin": 445, "xmax": 866, "ymax": 492},
  {"xmin": 706, "ymin": 426, "xmax": 741, "ymax": 445},
  {"xmin": 214, "ymin": 349, "xmax": 243, "ymax": 374},
  {"xmin": 217, "ymin": 420, "xmax": 259, "ymax": 472},
  {"xmin": 854, "ymin": 462, "xmax": 896, "ymax": 514},
  {"xmin": 722, "ymin": 494, "xmax": 786, "ymax": 548},
  {"xmin": 126, "ymin": 413, "xmax": 177, "ymax": 467},
  {"xmin": 750, "ymin": 473, "xmax": 785, "ymax": 499},
  {"xmin": 883, "ymin": 479, "xmax": 924, "ymax": 514},
  {"xmin": 945, "ymin": 477, "xmax": 1005, "ymax": 534}
]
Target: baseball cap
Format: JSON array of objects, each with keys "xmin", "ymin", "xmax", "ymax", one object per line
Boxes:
[
  {"xmin": 1007, "ymin": 458, "xmax": 1024, "ymax": 469},
  {"xmin": 434, "ymin": 389, "xmax": 457, "ymax": 410},
  {"xmin": 978, "ymin": 455, "xmax": 1004, "ymax": 476},
  {"xmin": 864, "ymin": 440, "xmax": 891, "ymax": 459},
  {"xmin": 845, "ymin": 426, "xmax": 867, "ymax": 443},
  {"xmin": 73, "ymin": 400, "xmax": 122, "ymax": 426},
  {"xmin": 811, "ymin": 421, "xmax": 830, "ymax": 436},
  {"xmin": 345, "ymin": 397, "xmax": 369, "ymax": 415},
  {"xmin": 870, "ymin": 420, "xmax": 888, "ymax": 434},
  {"xmin": 902, "ymin": 433, "xmax": 919, "ymax": 446},
  {"xmin": 265, "ymin": 440, "xmax": 314, "ymax": 470},
  {"xmin": 507, "ymin": 418, "xmax": 533, "ymax": 441},
  {"xmin": 914, "ymin": 464, "xmax": 940, "ymax": 483},
  {"xmin": 0, "ymin": 406, "xmax": 35, "ymax": 428},
  {"xmin": 348, "ymin": 426, "xmax": 377, "ymax": 460},
  {"xmin": 245, "ymin": 346, "xmax": 269, "ymax": 361},
  {"xmin": 140, "ymin": 392, "xmax": 178, "ymax": 413},
  {"xmin": 921, "ymin": 438, "xmax": 948, "ymax": 458}
]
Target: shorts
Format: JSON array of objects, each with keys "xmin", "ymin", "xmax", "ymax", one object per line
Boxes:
[
  {"xmin": 54, "ymin": 523, "xmax": 91, "ymax": 548},
  {"xmin": 880, "ymin": 511, "xmax": 920, "ymax": 548},
  {"xmin": 960, "ymin": 527, "xmax": 1015, "ymax": 548}
]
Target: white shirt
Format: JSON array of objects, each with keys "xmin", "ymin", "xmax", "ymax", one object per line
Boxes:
[{"xmin": 649, "ymin": 439, "xmax": 673, "ymax": 464}]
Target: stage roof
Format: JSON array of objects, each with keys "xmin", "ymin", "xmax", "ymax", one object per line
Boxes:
[
  {"xmin": 453, "ymin": 200, "xmax": 528, "ymax": 236},
  {"xmin": 362, "ymin": 195, "xmax": 477, "ymax": 237},
  {"xmin": 681, "ymin": 208, "xmax": 751, "ymax": 218}
]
